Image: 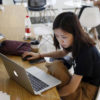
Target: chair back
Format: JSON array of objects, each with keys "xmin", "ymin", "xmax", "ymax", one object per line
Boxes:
[
  {"xmin": 13, "ymin": 0, "xmax": 27, "ymax": 3},
  {"xmin": 80, "ymin": 7, "xmax": 100, "ymax": 28},
  {"xmin": 28, "ymin": 0, "xmax": 46, "ymax": 8}
]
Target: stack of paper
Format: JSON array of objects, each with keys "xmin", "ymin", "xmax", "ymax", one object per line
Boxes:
[
  {"xmin": 0, "ymin": 33, "xmax": 5, "ymax": 43},
  {"xmin": 0, "ymin": 91, "xmax": 10, "ymax": 100}
]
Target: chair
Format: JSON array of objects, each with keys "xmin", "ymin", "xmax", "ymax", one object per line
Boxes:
[
  {"xmin": 46, "ymin": 0, "xmax": 57, "ymax": 21},
  {"xmin": 79, "ymin": 7, "xmax": 100, "ymax": 49},
  {"xmin": 47, "ymin": 0, "xmax": 56, "ymax": 13},
  {"xmin": 28, "ymin": 0, "xmax": 47, "ymax": 23},
  {"xmin": 13, "ymin": 0, "xmax": 27, "ymax": 4}
]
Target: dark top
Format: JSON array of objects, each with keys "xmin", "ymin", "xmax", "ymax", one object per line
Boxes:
[
  {"xmin": 74, "ymin": 46, "xmax": 100, "ymax": 87},
  {"xmin": 0, "ymin": 0, "xmax": 2, "ymax": 4}
]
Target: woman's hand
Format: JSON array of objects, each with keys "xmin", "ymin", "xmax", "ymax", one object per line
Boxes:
[{"xmin": 22, "ymin": 51, "xmax": 41, "ymax": 60}]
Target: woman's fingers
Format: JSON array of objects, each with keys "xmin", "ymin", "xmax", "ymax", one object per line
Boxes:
[
  {"xmin": 27, "ymin": 53, "xmax": 40, "ymax": 60},
  {"xmin": 22, "ymin": 52, "xmax": 28, "ymax": 58},
  {"xmin": 22, "ymin": 52, "xmax": 32, "ymax": 58},
  {"xmin": 22, "ymin": 52, "xmax": 40, "ymax": 60},
  {"xmin": 27, "ymin": 57, "xmax": 36, "ymax": 60}
]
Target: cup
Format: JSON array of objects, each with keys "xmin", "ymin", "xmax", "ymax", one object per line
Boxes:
[{"xmin": 30, "ymin": 40, "xmax": 40, "ymax": 53}]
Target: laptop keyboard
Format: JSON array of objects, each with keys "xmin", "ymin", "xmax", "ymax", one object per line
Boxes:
[{"xmin": 27, "ymin": 72, "xmax": 49, "ymax": 92}]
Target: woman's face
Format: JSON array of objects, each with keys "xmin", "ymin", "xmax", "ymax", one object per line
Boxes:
[{"xmin": 54, "ymin": 28, "xmax": 74, "ymax": 48}]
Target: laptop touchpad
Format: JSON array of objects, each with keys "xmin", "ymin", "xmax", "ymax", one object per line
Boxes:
[{"xmin": 26, "ymin": 66, "xmax": 42, "ymax": 75}]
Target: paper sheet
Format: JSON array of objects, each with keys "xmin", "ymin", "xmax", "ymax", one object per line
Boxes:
[{"xmin": 0, "ymin": 91, "xmax": 10, "ymax": 100}]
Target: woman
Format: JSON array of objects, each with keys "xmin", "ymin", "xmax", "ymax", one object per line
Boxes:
[{"xmin": 22, "ymin": 12, "xmax": 100, "ymax": 100}]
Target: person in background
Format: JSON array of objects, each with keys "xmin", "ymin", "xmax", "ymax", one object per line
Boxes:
[{"xmin": 22, "ymin": 12, "xmax": 100, "ymax": 100}]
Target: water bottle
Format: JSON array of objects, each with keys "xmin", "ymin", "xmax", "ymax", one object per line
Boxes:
[{"xmin": 24, "ymin": 15, "xmax": 32, "ymax": 40}]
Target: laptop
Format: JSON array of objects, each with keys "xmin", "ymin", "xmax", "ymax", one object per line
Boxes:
[{"xmin": 0, "ymin": 53, "xmax": 61, "ymax": 95}]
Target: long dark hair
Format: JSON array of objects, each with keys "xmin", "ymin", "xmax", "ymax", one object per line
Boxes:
[{"xmin": 53, "ymin": 12, "xmax": 95, "ymax": 58}]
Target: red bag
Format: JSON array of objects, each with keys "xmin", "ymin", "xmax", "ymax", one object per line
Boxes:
[{"xmin": 0, "ymin": 40, "xmax": 31, "ymax": 56}]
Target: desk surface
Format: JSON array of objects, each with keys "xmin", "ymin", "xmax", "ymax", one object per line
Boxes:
[{"xmin": 0, "ymin": 5, "xmax": 60, "ymax": 100}]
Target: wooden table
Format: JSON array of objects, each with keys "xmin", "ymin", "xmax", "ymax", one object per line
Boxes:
[{"xmin": 0, "ymin": 5, "xmax": 60, "ymax": 100}]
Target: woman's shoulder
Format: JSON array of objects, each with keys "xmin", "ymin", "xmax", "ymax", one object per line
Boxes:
[
  {"xmin": 79, "ymin": 45, "xmax": 100, "ymax": 60},
  {"xmin": 87, "ymin": 46, "xmax": 100, "ymax": 55},
  {"xmin": 77, "ymin": 45, "xmax": 99, "ymax": 58},
  {"xmin": 81, "ymin": 45, "xmax": 99, "ymax": 53}
]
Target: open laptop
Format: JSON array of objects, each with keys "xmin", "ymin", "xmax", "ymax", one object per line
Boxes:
[{"xmin": 0, "ymin": 53, "xmax": 61, "ymax": 95}]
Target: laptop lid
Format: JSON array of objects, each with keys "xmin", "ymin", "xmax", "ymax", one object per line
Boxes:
[{"xmin": 0, "ymin": 53, "xmax": 34, "ymax": 94}]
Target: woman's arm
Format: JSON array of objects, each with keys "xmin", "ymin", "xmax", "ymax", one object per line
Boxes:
[
  {"xmin": 22, "ymin": 50, "xmax": 68, "ymax": 60},
  {"xmin": 58, "ymin": 74, "xmax": 83, "ymax": 97},
  {"xmin": 40, "ymin": 50, "xmax": 68, "ymax": 58}
]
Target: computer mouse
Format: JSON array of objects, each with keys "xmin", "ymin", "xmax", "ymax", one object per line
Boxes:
[{"xmin": 22, "ymin": 55, "xmax": 32, "ymax": 61}]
